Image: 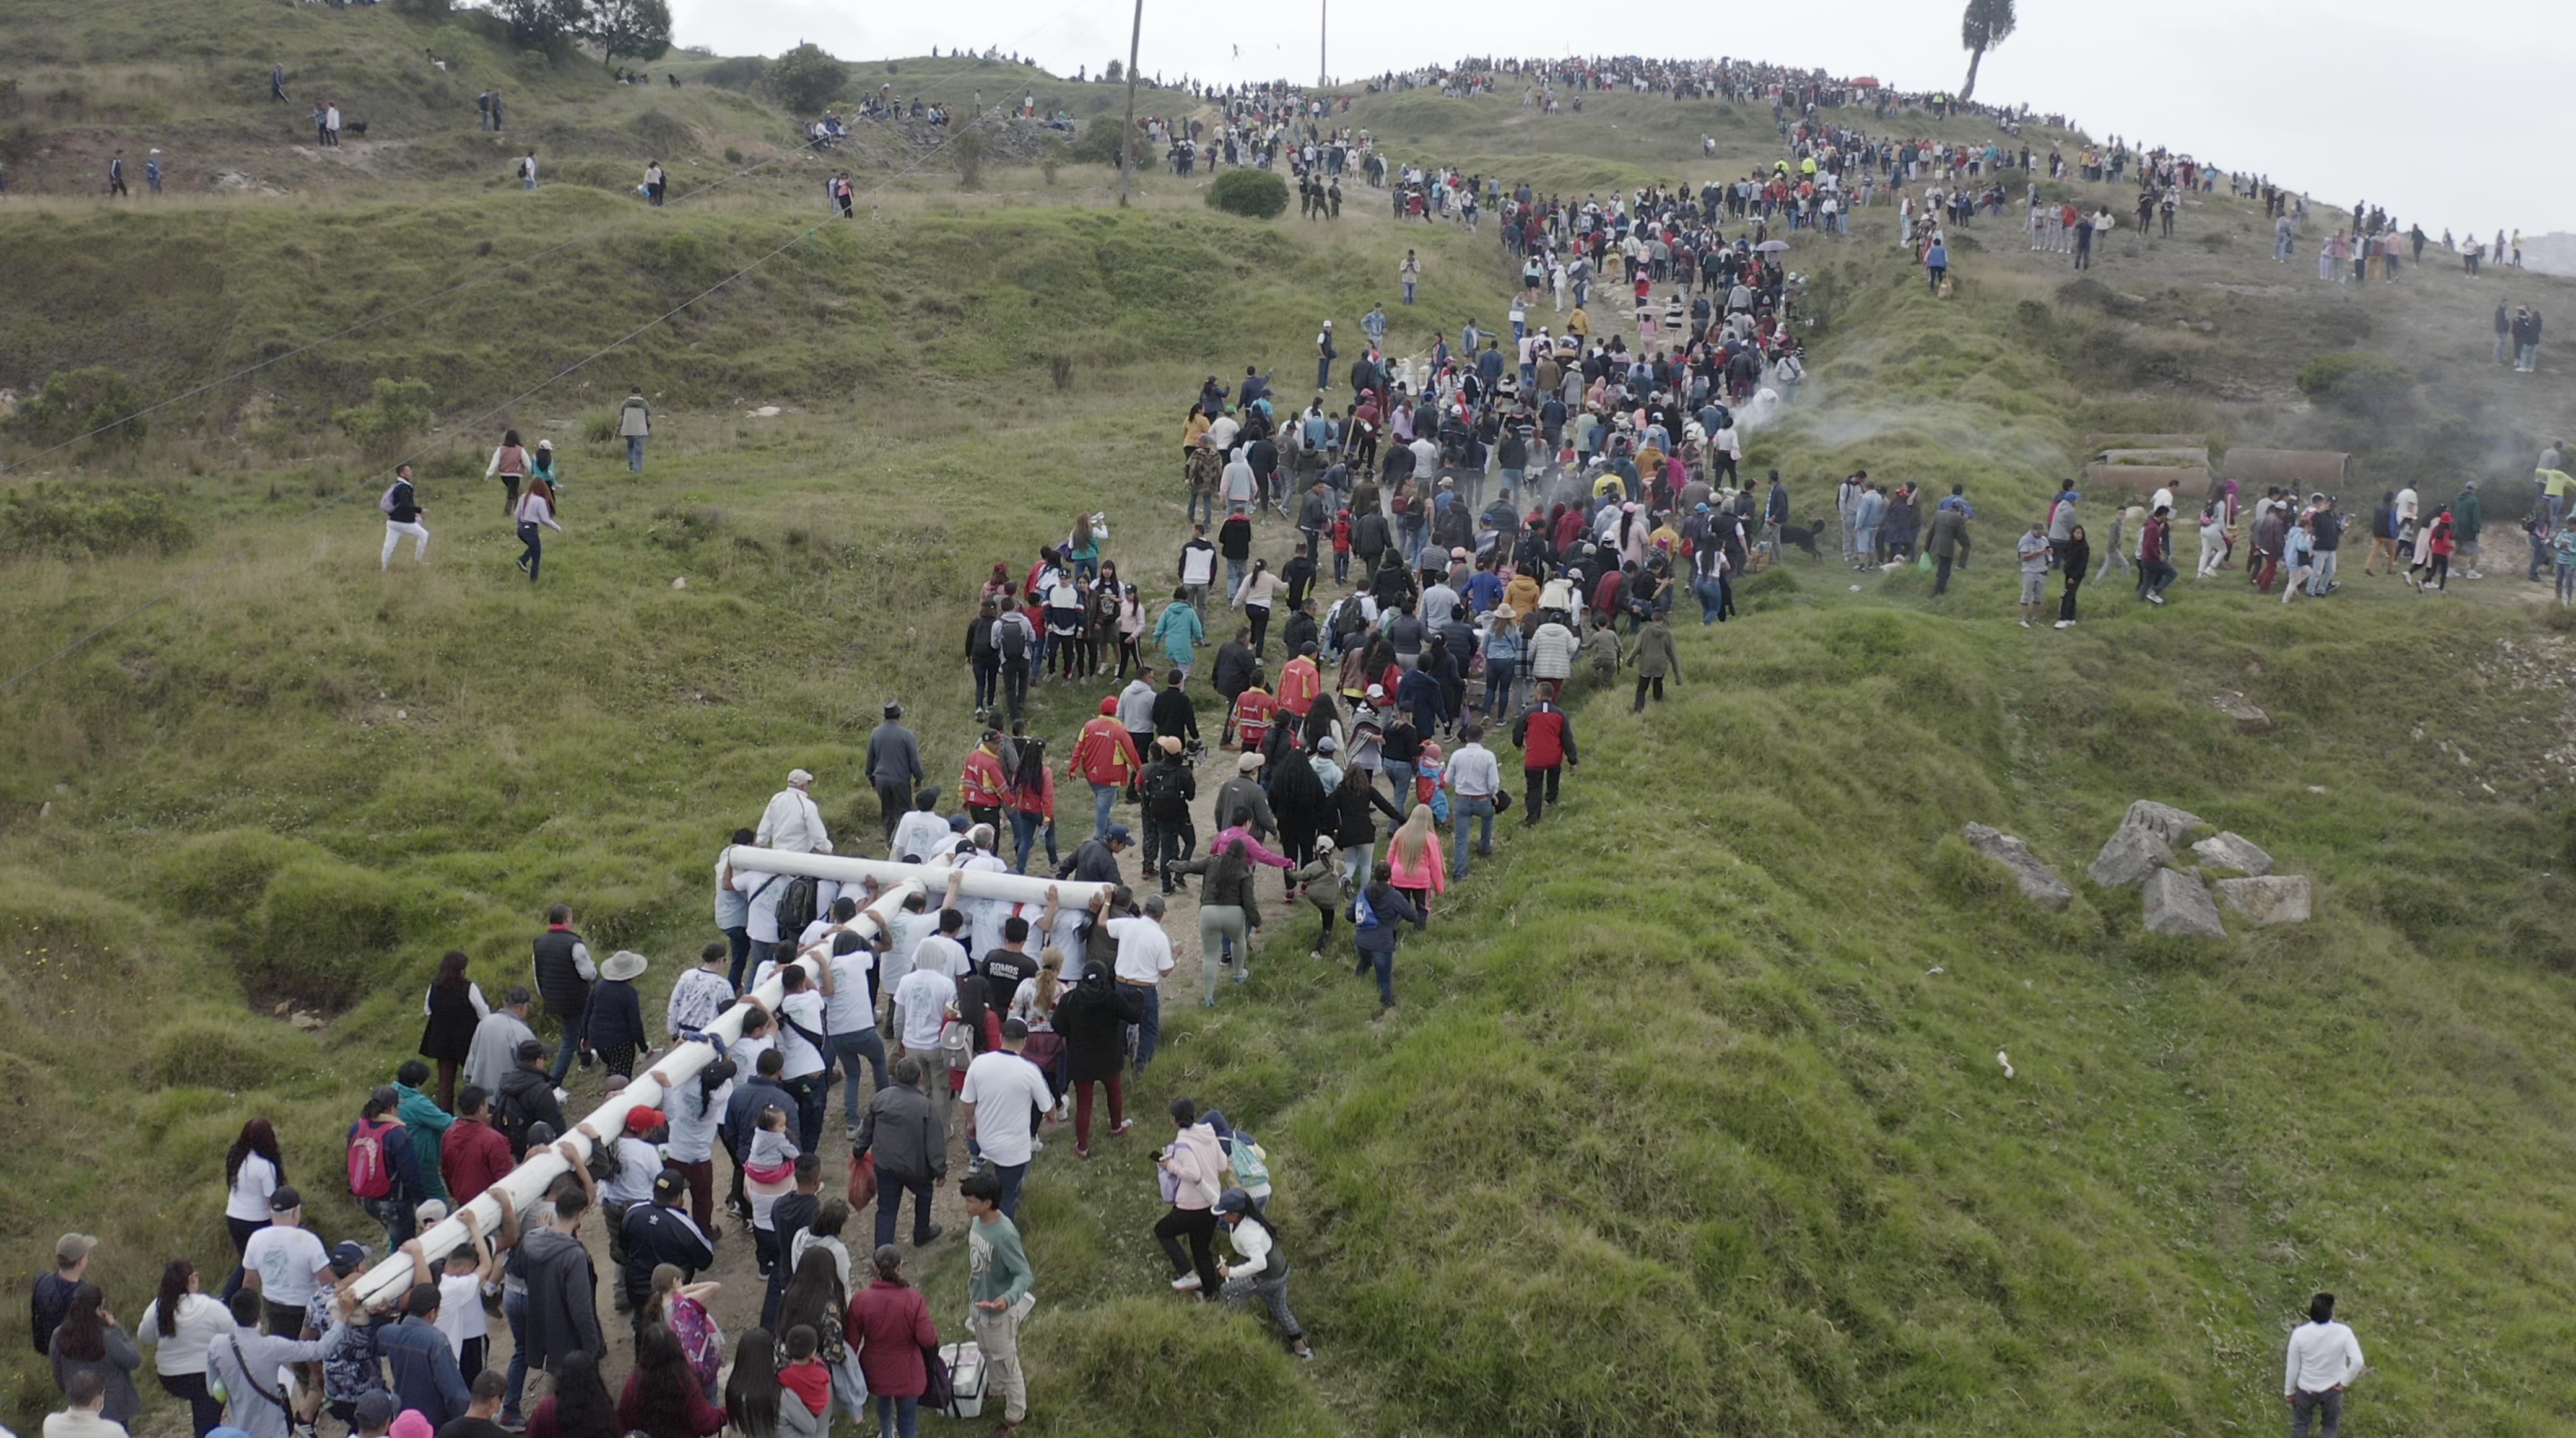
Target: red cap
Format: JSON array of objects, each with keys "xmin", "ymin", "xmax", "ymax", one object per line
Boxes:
[
  {"xmin": 1099, "ymin": 695, "xmax": 1118, "ymax": 716},
  {"xmin": 624, "ymin": 1105, "xmax": 667, "ymax": 1133}
]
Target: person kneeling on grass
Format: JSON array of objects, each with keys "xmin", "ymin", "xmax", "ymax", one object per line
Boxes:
[{"xmin": 1215, "ymin": 1188, "xmax": 1312, "ymax": 1361}]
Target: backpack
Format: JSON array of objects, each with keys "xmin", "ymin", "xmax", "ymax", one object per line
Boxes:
[
  {"xmin": 998, "ymin": 615, "xmax": 1030, "ymax": 663},
  {"xmin": 347, "ymin": 1118, "xmax": 398, "ymax": 1200},
  {"xmin": 773, "ymin": 876, "xmax": 820, "ymax": 936},
  {"xmin": 1348, "ymin": 887, "xmax": 1378, "ymax": 927},
  {"xmin": 493, "ymin": 1083, "xmax": 533, "ymax": 1153},
  {"xmin": 1224, "ymin": 1132, "xmax": 1272, "ymax": 1191},
  {"xmin": 378, "ymin": 483, "xmax": 401, "ymax": 515}
]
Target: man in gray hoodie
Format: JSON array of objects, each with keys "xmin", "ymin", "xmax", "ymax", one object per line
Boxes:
[{"xmin": 507, "ymin": 1148, "xmax": 603, "ymax": 1377}]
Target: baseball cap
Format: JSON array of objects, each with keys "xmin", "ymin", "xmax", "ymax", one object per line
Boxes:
[
  {"xmin": 1001, "ymin": 1017, "xmax": 1030, "ymax": 1040},
  {"xmin": 353, "ymin": 1391, "xmax": 399, "ymax": 1429},
  {"xmin": 1104, "ymin": 823, "xmax": 1134, "ymax": 844},
  {"xmin": 652, "ymin": 1169, "xmax": 688, "ymax": 1200},
  {"xmin": 1158, "ymin": 736, "xmax": 1183, "ymax": 753},
  {"xmin": 625, "ymin": 1105, "xmax": 668, "ymax": 1133},
  {"xmin": 1238, "ymin": 752, "xmax": 1264, "ymax": 772},
  {"xmin": 55, "ymin": 1234, "xmax": 97, "ymax": 1265},
  {"xmin": 788, "ymin": 767, "xmax": 814, "ymax": 784},
  {"xmin": 270, "ymin": 1186, "xmax": 305, "ymax": 1213},
  {"xmin": 328, "ymin": 1240, "xmax": 368, "ymax": 1275}
]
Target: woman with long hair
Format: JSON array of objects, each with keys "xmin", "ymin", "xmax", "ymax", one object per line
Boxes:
[
  {"xmin": 1052, "ymin": 961, "xmax": 1146, "ymax": 1157},
  {"xmin": 530, "ymin": 1349, "xmax": 622, "ymax": 1438},
  {"xmin": 723, "ymin": 1329, "xmax": 785, "ymax": 1438},
  {"xmin": 1116, "ymin": 582, "xmax": 1147, "ymax": 679},
  {"xmin": 485, "ymin": 427, "xmax": 530, "ymax": 516},
  {"xmin": 1168, "ymin": 835, "xmax": 1256, "ymax": 1006},
  {"xmin": 647, "ymin": 1264, "xmax": 725, "ymax": 1403},
  {"xmin": 1067, "ymin": 512, "xmax": 1102, "ymax": 582},
  {"xmin": 845, "ymin": 1245, "xmax": 938, "ymax": 1438},
  {"xmin": 513, "ymin": 472, "xmax": 563, "ymax": 582},
  {"xmin": 48, "ymin": 1283, "xmax": 142, "ymax": 1426},
  {"xmin": 616, "ymin": 1323, "xmax": 724, "ymax": 1438},
  {"xmin": 138, "ymin": 1258, "xmax": 230, "ymax": 1437},
  {"xmin": 1385, "ymin": 802, "xmax": 1448, "ymax": 918},
  {"xmin": 1004, "ymin": 736, "xmax": 1055, "ymax": 875},
  {"xmin": 417, "ymin": 948, "xmax": 489, "ymax": 1109},
  {"xmin": 775, "ymin": 1248, "xmax": 857, "ymax": 1423},
  {"xmin": 219, "ymin": 1117, "xmax": 284, "ymax": 1301}
]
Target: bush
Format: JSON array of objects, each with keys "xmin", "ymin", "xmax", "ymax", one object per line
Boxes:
[
  {"xmin": 1040, "ymin": 1297, "xmax": 1328, "ymax": 1437},
  {"xmin": 702, "ymin": 56, "xmax": 765, "ymax": 92},
  {"xmin": 1065, "ymin": 116, "xmax": 1133, "ymax": 167},
  {"xmin": 0, "ymin": 483, "xmax": 193, "ymax": 559},
  {"xmin": 332, "ymin": 376, "xmax": 436, "ymax": 462},
  {"xmin": 767, "ymin": 43, "xmax": 846, "ymax": 114},
  {"xmin": 1206, "ymin": 168, "xmax": 1289, "ymax": 220},
  {"xmin": 2296, "ymin": 350, "xmax": 2414, "ymax": 416},
  {"xmin": 389, "ymin": 0, "xmax": 451, "ymax": 17},
  {"xmin": 239, "ymin": 857, "xmax": 409, "ymax": 1008},
  {"xmin": 951, "ymin": 128, "xmax": 989, "ymax": 190},
  {"xmin": 5, "ymin": 365, "xmax": 150, "ymax": 448},
  {"xmin": 157, "ymin": 829, "xmax": 303, "ymax": 923},
  {"xmin": 147, "ymin": 1019, "xmax": 315, "ymax": 1090}
]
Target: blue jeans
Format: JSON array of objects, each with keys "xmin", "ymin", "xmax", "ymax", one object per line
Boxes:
[
  {"xmin": 1009, "ymin": 809, "xmax": 1056, "ymax": 873},
  {"xmin": 1125, "ymin": 983, "xmax": 1162, "ymax": 1069},
  {"xmin": 832, "ymin": 1031, "xmax": 888, "ymax": 1130},
  {"xmin": 546, "ymin": 1006, "xmax": 588, "ymax": 1083},
  {"xmin": 993, "ymin": 1160, "xmax": 1029, "ymax": 1220},
  {"xmin": 1481, "ymin": 658, "xmax": 1517, "ymax": 717},
  {"xmin": 1381, "ymin": 759, "xmax": 1415, "ymax": 807},
  {"xmin": 502, "ymin": 1289, "xmax": 531, "ymax": 1416},
  {"xmin": 1355, "ymin": 943, "xmax": 1395, "ymax": 1004},
  {"xmin": 1089, "ymin": 781, "xmax": 1120, "ymax": 839},
  {"xmin": 1317, "ymin": 357, "xmax": 1333, "ymax": 389},
  {"xmin": 874, "ymin": 1395, "xmax": 920, "ymax": 1438},
  {"xmin": 1402, "ymin": 281, "xmax": 1416, "ymax": 304},
  {"xmin": 1450, "ymin": 797, "xmax": 1496, "ymax": 877},
  {"xmin": 625, "ymin": 435, "xmax": 645, "ymax": 471},
  {"xmin": 1695, "ymin": 575, "xmax": 1725, "ymax": 622},
  {"xmin": 1189, "ymin": 489, "xmax": 1216, "ymax": 525}
]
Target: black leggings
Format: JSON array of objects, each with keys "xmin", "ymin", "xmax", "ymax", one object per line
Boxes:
[
  {"xmin": 161, "ymin": 1372, "xmax": 224, "ymax": 1437},
  {"xmin": 499, "ymin": 473, "xmax": 522, "ymax": 515},
  {"xmin": 2059, "ymin": 575, "xmax": 2082, "ymax": 622},
  {"xmin": 1155, "ymin": 1206, "xmax": 1222, "ymax": 1293},
  {"xmin": 1247, "ymin": 604, "xmax": 1271, "ymax": 653},
  {"xmin": 1632, "ymin": 674, "xmax": 1664, "ymax": 710}
]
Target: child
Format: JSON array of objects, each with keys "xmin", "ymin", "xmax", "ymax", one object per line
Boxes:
[
  {"xmin": 774, "ymin": 1325, "xmax": 831, "ymax": 1438},
  {"xmin": 1351, "ymin": 861, "xmax": 1425, "ymax": 1008},
  {"xmin": 1230, "ymin": 678, "xmax": 1277, "ymax": 753},
  {"xmin": 1288, "ymin": 836, "xmax": 1344, "ymax": 959},
  {"xmin": 745, "ymin": 1106, "xmax": 799, "ymax": 1277},
  {"xmin": 1214, "ymin": 1188, "xmax": 1311, "ymax": 1359},
  {"xmin": 435, "ymin": 1206, "xmax": 505, "ymax": 1375},
  {"xmin": 1414, "ymin": 741, "xmax": 1450, "ymax": 824},
  {"xmin": 1329, "ymin": 509, "xmax": 1354, "ymax": 582}
]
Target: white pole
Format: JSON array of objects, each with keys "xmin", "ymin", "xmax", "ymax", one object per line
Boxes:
[
  {"xmin": 721, "ymin": 846, "xmax": 1115, "ymax": 910},
  {"xmin": 348, "ymin": 876, "xmax": 931, "ymax": 1307}
]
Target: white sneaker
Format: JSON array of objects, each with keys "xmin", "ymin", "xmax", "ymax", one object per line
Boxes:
[
  {"xmin": 2147, "ymin": 593, "xmax": 2164, "ymax": 605},
  {"xmin": 2019, "ymin": 618, "xmax": 2030, "ymax": 628},
  {"xmin": 1029, "ymin": 1136, "xmax": 1046, "ymax": 1153},
  {"xmin": 2052, "ymin": 620, "xmax": 2071, "ymax": 629},
  {"xmin": 1170, "ymin": 1273, "xmax": 1203, "ymax": 1292}
]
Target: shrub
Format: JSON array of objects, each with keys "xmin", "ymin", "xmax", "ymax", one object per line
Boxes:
[
  {"xmin": 147, "ymin": 1019, "xmax": 315, "ymax": 1090},
  {"xmin": 332, "ymin": 376, "xmax": 436, "ymax": 462},
  {"xmin": 1042, "ymin": 1297, "xmax": 1327, "ymax": 1436},
  {"xmin": 703, "ymin": 57, "xmax": 765, "ymax": 93},
  {"xmin": 951, "ymin": 127, "xmax": 989, "ymax": 190},
  {"xmin": 158, "ymin": 829, "xmax": 304, "ymax": 923},
  {"xmin": 2296, "ymin": 350, "xmax": 2413, "ymax": 416},
  {"xmin": 767, "ymin": 43, "xmax": 846, "ymax": 115},
  {"xmin": 1065, "ymin": 116, "xmax": 1133, "ymax": 167},
  {"xmin": 239, "ymin": 856, "xmax": 409, "ymax": 1008},
  {"xmin": 389, "ymin": 0, "xmax": 450, "ymax": 17},
  {"xmin": 1206, "ymin": 168, "xmax": 1289, "ymax": 220},
  {"xmin": 6, "ymin": 365, "xmax": 150, "ymax": 447},
  {"xmin": 0, "ymin": 483, "xmax": 193, "ymax": 559}
]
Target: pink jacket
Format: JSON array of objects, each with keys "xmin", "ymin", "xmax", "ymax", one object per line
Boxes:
[{"xmin": 1387, "ymin": 834, "xmax": 1448, "ymax": 900}]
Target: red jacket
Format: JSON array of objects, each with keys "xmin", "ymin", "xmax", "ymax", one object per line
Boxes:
[
  {"xmin": 1512, "ymin": 703, "xmax": 1577, "ymax": 769},
  {"xmin": 1068, "ymin": 717, "xmax": 1142, "ymax": 786},
  {"xmin": 1232, "ymin": 688, "xmax": 1279, "ymax": 749},
  {"xmin": 1277, "ymin": 656, "xmax": 1321, "ymax": 717},
  {"xmin": 846, "ymin": 1280, "xmax": 938, "ymax": 1398},
  {"xmin": 960, "ymin": 747, "xmax": 1008, "ymax": 808},
  {"xmin": 442, "ymin": 1117, "xmax": 514, "ymax": 1208}
]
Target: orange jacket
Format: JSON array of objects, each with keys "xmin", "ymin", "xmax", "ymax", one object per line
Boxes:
[
  {"xmin": 960, "ymin": 747, "xmax": 1008, "ymax": 808},
  {"xmin": 1068, "ymin": 716, "xmax": 1143, "ymax": 786},
  {"xmin": 1278, "ymin": 656, "xmax": 1321, "ymax": 717}
]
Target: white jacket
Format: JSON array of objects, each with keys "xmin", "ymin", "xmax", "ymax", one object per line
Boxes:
[{"xmin": 757, "ymin": 787, "xmax": 833, "ymax": 854}]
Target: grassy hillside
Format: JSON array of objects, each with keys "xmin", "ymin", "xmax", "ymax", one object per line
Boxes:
[{"xmin": 9, "ymin": 5, "xmax": 2576, "ymax": 1434}]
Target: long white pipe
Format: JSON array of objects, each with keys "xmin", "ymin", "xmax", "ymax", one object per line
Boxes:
[
  {"xmin": 350, "ymin": 877, "xmax": 934, "ymax": 1306},
  {"xmin": 722, "ymin": 845, "xmax": 1116, "ymax": 909}
]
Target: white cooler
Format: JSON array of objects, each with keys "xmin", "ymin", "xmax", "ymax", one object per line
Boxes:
[{"xmin": 941, "ymin": 1340, "xmax": 987, "ymax": 1419}]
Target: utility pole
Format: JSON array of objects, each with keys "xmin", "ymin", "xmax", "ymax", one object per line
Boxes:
[
  {"xmin": 1117, "ymin": 0, "xmax": 1143, "ymax": 207},
  {"xmin": 1318, "ymin": 0, "xmax": 1326, "ymax": 89}
]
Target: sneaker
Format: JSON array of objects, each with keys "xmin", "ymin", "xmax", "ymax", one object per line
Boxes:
[
  {"xmin": 1234, "ymin": 967, "xmax": 1248, "ymax": 983},
  {"xmin": 2147, "ymin": 593, "xmax": 2164, "ymax": 604},
  {"xmin": 2052, "ymin": 620, "xmax": 2070, "ymax": 629},
  {"xmin": 1029, "ymin": 1135, "xmax": 1045, "ymax": 1153},
  {"xmin": 498, "ymin": 1416, "xmax": 526, "ymax": 1433},
  {"xmin": 1293, "ymin": 1344, "xmax": 1316, "ymax": 1362},
  {"xmin": 1170, "ymin": 1273, "xmax": 1204, "ymax": 1292},
  {"xmin": 1309, "ymin": 949, "xmax": 1323, "ymax": 960},
  {"xmin": 1074, "ymin": 1144, "xmax": 1090, "ymax": 1160},
  {"xmin": 1112, "ymin": 1118, "xmax": 1135, "ymax": 1137},
  {"xmin": 1201, "ymin": 995, "xmax": 1217, "ymax": 1007},
  {"xmin": 993, "ymin": 1423, "xmax": 1021, "ymax": 1438},
  {"xmin": 2019, "ymin": 619, "xmax": 2030, "ymax": 628},
  {"xmin": 915, "ymin": 1224, "xmax": 943, "ymax": 1245}
]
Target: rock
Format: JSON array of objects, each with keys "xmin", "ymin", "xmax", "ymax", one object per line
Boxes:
[
  {"xmin": 289, "ymin": 1011, "xmax": 323, "ymax": 1031},
  {"xmin": 2190, "ymin": 831, "xmax": 2273, "ymax": 876},
  {"xmin": 1962, "ymin": 824, "xmax": 2073, "ymax": 910},
  {"xmin": 2211, "ymin": 691, "xmax": 2272, "ymax": 733},
  {"xmin": 2141, "ymin": 869, "xmax": 2228, "ymax": 937},
  {"xmin": 2214, "ymin": 874, "xmax": 2311, "ymax": 925},
  {"xmin": 274, "ymin": 1001, "xmax": 293, "ymax": 1017},
  {"xmin": 748, "ymin": 405, "xmax": 782, "ymax": 418},
  {"xmin": 2088, "ymin": 823, "xmax": 2174, "ymax": 887},
  {"xmin": 2120, "ymin": 800, "xmax": 2205, "ymax": 845},
  {"xmin": 671, "ymin": 576, "xmax": 688, "ymax": 589}
]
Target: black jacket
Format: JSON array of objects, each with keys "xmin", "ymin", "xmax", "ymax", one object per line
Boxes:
[
  {"xmin": 1212, "ymin": 640, "xmax": 1259, "ymax": 699},
  {"xmin": 1151, "ymin": 687, "xmax": 1199, "ymax": 742},
  {"xmin": 620, "ymin": 1201, "xmax": 715, "ymax": 1304},
  {"xmin": 856, "ymin": 1082, "xmax": 946, "ymax": 1183},
  {"xmin": 1141, "ymin": 757, "xmax": 1197, "ymax": 823},
  {"xmin": 531, "ymin": 927, "xmax": 591, "ymax": 1019},
  {"xmin": 1053, "ymin": 977, "xmax": 1146, "ymax": 1085},
  {"xmin": 495, "ymin": 1067, "xmax": 568, "ymax": 1157},
  {"xmin": 1331, "ymin": 770, "xmax": 1403, "ymax": 847}
]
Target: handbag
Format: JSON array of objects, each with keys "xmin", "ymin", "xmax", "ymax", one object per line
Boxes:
[
  {"xmin": 846, "ymin": 1151, "xmax": 879, "ymax": 1209},
  {"xmin": 920, "ymin": 1343, "xmax": 955, "ymax": 1411}
]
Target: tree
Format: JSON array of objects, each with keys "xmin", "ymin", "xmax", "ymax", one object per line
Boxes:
[
  {"xmin": 767, "ymin": 43, "xmax": 847, "ymax": 115},
  {"xmin": 1958, "ymin": 0, "xmax": 2017, "ymax": 102},
  {"xmin": 589, "ymin": 0, "xmax": 672, "ymax": 67},
  {"xmin": 498, "ymin": 0, "xmax": 587, "ymax": 55},
  {"xmin": 951, "ymin": 126, "xmax": 989, "ymax": 190},
  {"xmin": 1103, "ymin": 59, "xmax": 1123, "ymax": 83},
  {"xmin": 332, "ymin": 377, "xmax": 437, "ymax": 463}
]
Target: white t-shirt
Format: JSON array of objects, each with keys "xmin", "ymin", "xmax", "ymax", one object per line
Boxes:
[
  {"xmin": 435, "ymin": 1272, "xmax": 491, "ymax": 1353},
  {"xmin": 601, "ymin": 1136, "xmax": 663, "ymax": 1206},
  {"xmin": 959, "ymin": 1052, "xmax": 1053, "ymax": 1167},
  {"xmin": 732, "ymin": 1031, "xmax": 777, "ymax": 1083},
  {"xmin": 774, "ymin": 991, "xmax": 829, "ymax": 1079},
  {"xmin": 880, "ymin": 910, "xmax": 939, "ymax": 987},
  {"xmin": 731, "ymin": 869, "xmax": 785, "ymax": 944},
  {"xmin": 893, "ymin": 969, "xmax": 957, "ymax": 1052},
  {"xmin": 913, "ymin": 933, "xmax": 972, "ymax": 981},
  {"xmin": 1107, "ymin": 915, "xmax": 1176, "ymax": 986},
  {"xmin": 225, "ymin": 1153, "xmax": 279, "ymax": 1224},
  {"xmin": 242, "ymin": 1224, "xmax": 329, "ymax": 1309},
  {"xmin": 824, "ymin": 946, "xmax": 876, "ymax": 1032},
  {"xmin": 890, "ymin": 813, "xmax": 950, "ymax": 863}
]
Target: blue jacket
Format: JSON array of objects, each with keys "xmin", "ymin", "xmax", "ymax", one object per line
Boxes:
[
  {"xmin": 1396, "ymin": 668, "xmax": 1447, "ymax": 730},
  {"xmin": 378, "ymin": 1317, "xmax": 471, "ymax": 1427}
]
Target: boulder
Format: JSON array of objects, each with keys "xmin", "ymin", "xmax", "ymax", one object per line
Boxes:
[
  {"xmin": 2088, "ymin": 823, "xmax": 2174, "ymax": 887},
  {"xmin": 2211, "ymin": 691, "xmax": 2273, "ymax": 733},
  {"xmin": 2190, "ymin": 832, "xmax": 2273, "ymax": 876},
  {"xmin": 2141, "ymin": 868, "xmax": 2228, "ymax": 938},
  {"xmin": 2214, "ymin": 874, "xmax": 2311, "ymax": 925},
  {"xmin": 1962, "ymin": 824, "xmax": 2073, "ymax": 910},
  {"xmin": 2120, "ymin": 800, "xmax": 2206, "ymax": 845}
]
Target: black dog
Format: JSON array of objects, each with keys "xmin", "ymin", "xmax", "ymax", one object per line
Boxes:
[
  {"xmin": 344, "ymin": 120, "xmax": 368, "ymax": 137},
  {"xmin": 1773, "ymin": 515, "xmax": 1827, "ymax": 560}
]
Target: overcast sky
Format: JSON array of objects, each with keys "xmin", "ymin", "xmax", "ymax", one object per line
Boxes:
[{"xmin": 668, "ymin": 0, "xmax": 2571, "ymax": 237}]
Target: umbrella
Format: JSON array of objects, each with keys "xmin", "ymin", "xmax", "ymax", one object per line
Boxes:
[{"xmin": 1756, "ymin": 240, "xmax": 1791, "ymax": 253}]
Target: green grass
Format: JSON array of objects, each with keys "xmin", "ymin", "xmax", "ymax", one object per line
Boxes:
[{"xmin": 10, "ymin": 6, "xmax": 2576, "ymax": 1434}]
